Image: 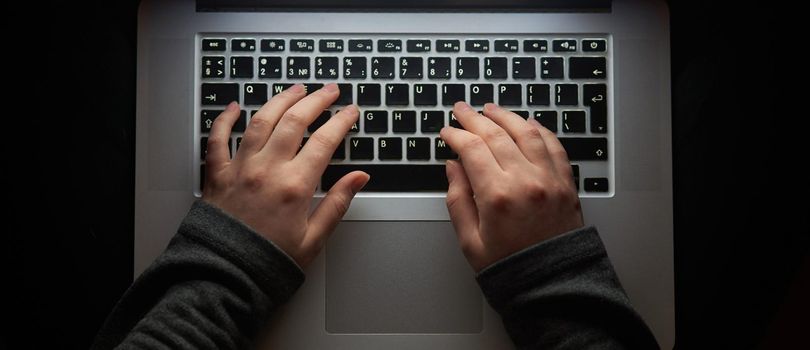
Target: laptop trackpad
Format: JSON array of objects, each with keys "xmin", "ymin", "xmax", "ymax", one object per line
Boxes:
[{"xmin": 325, "ymin": 221, "xmax": 483, "ymax": 333}]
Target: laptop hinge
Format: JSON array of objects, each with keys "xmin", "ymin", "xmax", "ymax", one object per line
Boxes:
[{"xmin": 196, "ymin": 0, "xmax": 611, "ymax": 13}]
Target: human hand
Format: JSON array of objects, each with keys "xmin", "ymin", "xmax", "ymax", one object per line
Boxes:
[
  {"xmin": 440, "ymin": 102, "xmax": 584, "ymax": 272},
  {"xmin": 202, "ymin": 83, "xmax": 369, "ymax": 268}
]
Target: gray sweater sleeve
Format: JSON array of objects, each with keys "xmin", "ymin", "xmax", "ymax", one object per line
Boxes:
[
  {"xmin": 476, "ymin": 226, "xmax": 660, "ymax": 349},
  {"xmin": 91, "ymin": 200, "xmax": 304, "ymax": 350}
]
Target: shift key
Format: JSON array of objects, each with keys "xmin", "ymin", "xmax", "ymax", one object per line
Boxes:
[{"xmin": 559, "ymin": 137, "xmax": 608, "ymax": 160}]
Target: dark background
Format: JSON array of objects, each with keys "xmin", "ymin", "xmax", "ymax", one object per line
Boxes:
[{"xmin": 3, "ymin": 1, "xmax": 805, "ymax": 349}]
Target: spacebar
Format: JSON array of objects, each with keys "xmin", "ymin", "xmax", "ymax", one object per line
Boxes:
[{"xmin": 322, "ymin": 165, "xmax": 448, "ymax": 192}]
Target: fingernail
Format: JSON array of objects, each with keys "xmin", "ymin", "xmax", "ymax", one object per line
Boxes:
[
  {"xmin": 226, "ymin": 101, "xmax": 239, "ymax": 111},
  {"xmin": 324, "ymin": 83, "xmax": 339, "ymax": 92},
  {"xmin": 289, "ymin": 84, "xmax": 304, "ymax": 93},
  {"xmin": 483, "ymin": 103, "xmax": 497, "ymax": 111},
  {"xmin": 343, "ymin": 104, "xmax": 358, "ymax": 114},
  {"xmin": 351, "ymin": 173, "xmax": 370, "ymax": 194},
  {"xmin": 455, "ymin": 101, "xmax": 472, "ymax": 111}
]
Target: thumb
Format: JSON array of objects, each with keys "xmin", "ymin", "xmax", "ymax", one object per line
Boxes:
[
  {"xmin": 445, "ymin": 160, "xmax": 482, "ymax": 257},
  {"xmin": 306, "ymin": 171, "xmax": 369, "ymax": 244}
]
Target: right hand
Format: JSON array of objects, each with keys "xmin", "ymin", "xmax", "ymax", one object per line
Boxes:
[{"xmin": 440, "ymin": 102, "xmax": 584, "ymax": 272}]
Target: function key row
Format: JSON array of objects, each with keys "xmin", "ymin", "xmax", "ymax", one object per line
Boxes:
[{"xmin": 202, "ymin": 38, "xmax": 607, "ymax": 53}]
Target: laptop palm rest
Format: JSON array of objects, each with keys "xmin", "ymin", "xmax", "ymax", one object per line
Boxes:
[{"xmin": 325, "ymin": 221, "xmax": 482, "ymax": 333}]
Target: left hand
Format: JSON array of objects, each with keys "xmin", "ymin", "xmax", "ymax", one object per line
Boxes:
[{"xmin": 202, "ymin": 83, "xmax": 369, "ymax": 268}]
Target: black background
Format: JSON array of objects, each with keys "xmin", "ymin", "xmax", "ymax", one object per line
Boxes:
[{"xmin": 3, "ymin": 1, "xmax": 806, "ymax": 349}]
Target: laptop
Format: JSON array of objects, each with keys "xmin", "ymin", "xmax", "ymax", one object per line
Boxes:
[{"xmin": 135, "ymin": 0, "xmax": 674, "ymax": 347}]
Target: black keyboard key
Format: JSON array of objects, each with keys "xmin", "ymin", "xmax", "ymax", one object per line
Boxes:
[
  {"xmin": 202, "ymin": 38, "xmax": 226, "ymax": 51},
  {"xmin": 552, "ymin": 39, "xmax": 577, "ymax": 52},
  {"xmin": 495, "ymin": 39, "xmax": 519, "ymax": 52},
  {"xmin": 456, "ymin": 57, "xmax": 479, "ymax": 79},
  {"xmin": 322, "ymin": 165, "xmax": 448, "ymax": 191},
  {"xmin": 484, "ymin": 57, "xmax": 507, "ymax": 79},
  {"xmin": 336, "ymin": 83, "xmax": 353, "ymax": 105},
  {"xmin": 349, "ymin": 138, "xmax": 374, "ymax": 160},
  {"xmin": 315, "ymin": 57, "xmax": 339, "ymax": 79},
  {"xmin": 584, "ymin": 178, "xmax": 609, "ymax": 192},
  {"xmin": 428, "ymin": 57, "xmax": 451, "ymax": 79},
  {"xmin": 407, "ymin": 40, "xmax": 431, "ymax": 52},
  {"xmin": 258, "ymin": 56, "xmax": 282, "ymax": 78},
  {"xmin": 202, "ymin": 56, "xmax": 225, "ymax": 78},
  {"xmin": 541, "ymin": 57, "xmax": 564, "ymax": 79},
  {"xmin": 332, "ymin": 139, "xmax": 346, "ymax": 160},
  {"xmin": 378, "ymin": 39, "xmax": 402, "ymax": 52},
  {"xmin": 513, "ymin": 110, "xmax": 529, "ymax": 119},
  {"xmin": 319, "ymin": 39, "xmax": 344, "ymax": 52},
  {"xmin": 406, "ymin": 138, "xmax": 431, "ymax": 160},
  {"xmin": 465, "ymin": 40, "xmax": 489, "ymax": 52},
  {"xmin": 371, "ymin": 57, "xmax": 395, "ymax": 79},
  {"xmin": 555, "ymin": 84, "xmax": 578, "ymax": 106},
  {"xmin": 523, "ymin": 39, "xmax": 548, "ymax": 52},
  {"xmin": 448, "ymin": 111, "xmax": 462, "ymax": 129},
  {"xmin": 392, "ymin": 111, "xmax": 416, "ymax": 133},
  {"xmin": 386, "ymin": 84, "xmax": 409, "ymax": 105},
  {"xmin": 201, "ymin": 136, "xmax": 233, "ymax": 159},
  {"xmin": 357, "ymin": 84, "xmax": 381, "ymax": 106},
  {"xmin": 559, "ymin": 138, "xmax": 608, "ymax": 160},
  {"xmin": 533, "ymin": 111, "xmax": 558, "ymax": 132},
  {"xmin": 582, "ymin": 39, "xmax": 607, "ymax": 52},
  {"xmin": 201, "ymin": 109, "xmax": 246, "ymax": 132},
  {"xmin": 343, "ymin": 57, "xmax": 367, "ymax": 79},
  {"xmin": 272, "ymin": 83, "xmax": 292, "ymax": 96},
  {"xmin": 349, "ymin": 39, "xmax": 373, "ymax": 52},
  {"xmin": 201, "ymin": 83, "xmax": 239, "ymax": 105},
  {"xmin": 231, "ymin": 39, "xmax": 256, "ymax": 51},
  {"xmin": 286, "ymin": 57, "xmax": 310, "ymax": 78},
  {"xmin": 571, "ymin": 164, "xmax": 580, "ymax": 191},
  {"xmin": 583, "ymin": 84, "xmax": 607, "ymax": 133},
  {"xmin": 378, "ymin": 138, "xmax": 402, "ymax": 160},
  {"xmin": 244, "ymin": 83, "xmax": 268, "ymax": 105},
  {"xmin": 308, "ymin": 111, "xmax": 331, "ymax": 132},
  {"xmin": 527, "ymin": 84, "xmax": 550, "ymax": 106},
  {"xmin": 442, "ymin": 84, "xmax": 465, "ymax": 106},
  {"xmin": 236, "ymin": 137, "xmax": 242, "ymax": 150},
  {"xmin": 260, "ymin": 39, "xmax": 285, "ymax": 51},
  {"xmin": 421, "ymin": 111, "xmax": 444, "ymax": 132},
  {"xmin": 470, "ymin": 84, "xmax": 493, "ymax": 106},
  {"xmin": 498, "ymin": 84, "xmax": 521, "ymax": 106},
  {"xmin": 363, "ymin": 110, "xmax": 388, "ymax": 132},
  {"xmin": 570, "ymin": 57, "xmax": 606, "ymax": 79},
  {"xmin": 230, "ymin": 57, "xmax": 253, "ymax": 78},
  {"xmin": 200, "ymin": 165, "xmax": 205, "ymax": 191},
  {"xmin": 436, "ymin": 40, "xmax": 461, "ymax": 52},
  {"xmin": 414, "ymin": 84, "xmax": 437, "ymax": 106},
  {"xmin": 400, "ymin": 57, "xmax": 423, "ymax": 79},
  {"xmin": 290, "ymin": 39, "xmax": 314, "ymax": 52},
  {"xmin": 304, "ymin": 83, "xmax": 324, "ymax": 96},
  {"xmin": 435, "ymin": 138, "xmax": 458, "ymax": 159},
  {"xmin": 562, "ymin": 111, "xmax": 586, "ymax": 133},
  {"xmin": 512, "ymin": 57, "xmax": 536, "ymax": 79},
  {"xmin": 348, "ymin": 119, "xmax": 360, "ymax": 133}
]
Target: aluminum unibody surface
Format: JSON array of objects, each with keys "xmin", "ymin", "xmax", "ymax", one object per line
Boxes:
[{"xmin": 136, "ymin": 0, "xmax": 674, "ymax": 348}]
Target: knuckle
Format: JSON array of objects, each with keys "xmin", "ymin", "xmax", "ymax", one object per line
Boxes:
[
  {"xmin": 523, "ymin": 125, "xmax": 543, "ymax": 139},
  {"xmin": 482, "ymin": 128, "xmax": 509, "ymax": 142},
  {"xmin": 241, "ymin": 169, "xmax": 266, "ymax": 191},
  {"xmin": 525, "ymin": 182, "xmax": 548, "ymax": 204},
  {"xmin": 248, "ymin": 116, "xmax": 272, "ymax": 130},
  {"xmin": 308, "ymin": 132, "xmax": 335, "ymax": 150},
  {"xmin": 281, "ymin": 110, "xmax": 307, "ymax": 128},
  {"xmin": 329, "ymin": 193, "xmax": 351, "ymax": 216},
  {"xmin": 206, "ymin": 136, "xmax": 228, "ymax": 149},
  {"xmin": 462, "ymin": 135, "xmax": 486, "ymax": 151},
  {"xmin": 485, "ymin": 189, "xmax": 511, "ymax": 212},
  {"xmin": 278, "ymin": 182, "xmax": 307, "ymax": 203}
]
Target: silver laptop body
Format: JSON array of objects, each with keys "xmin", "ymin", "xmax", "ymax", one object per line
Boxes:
[{"xmin": 135, "ymin": 0, "xmax": 674, "ymax": 348}]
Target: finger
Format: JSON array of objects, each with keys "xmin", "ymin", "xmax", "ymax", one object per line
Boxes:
[
  {"xmin": 263, "ymin": 83, "xmax": 340, "ymax": 159},
  {"xmin": 445, "ymin": 160, "xmax": 484, "ymax": 260},
  {"xmin": 205, "ymin": 101, "xmax": 240, "ymax": 168},
  {"xmin": 482, "ymin": 103, "xmax": 552, "ymax": 168},
  {"xmin": 452, "ymin": 102, "xmax": 528, "ymax": 168},
  {"xmin": 439, "ymin": 126, "xmax": 502, "ymax": 191},
  {"xmin": 304, "ymin": 171, "xmax": 370, "ymax": 251},
  {"xmin": 238, "ymin": 84, "xmax": 306, "ymax": 158},
  {"xmin": 295, "ymin": 104, "xmax": 359, "ymax": 184},
  {"xmin": 529, "ymin": 118, "xmax": 574, "ymax": 179}
]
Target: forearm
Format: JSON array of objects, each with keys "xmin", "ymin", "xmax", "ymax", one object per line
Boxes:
[
  {"xmin": 477, "ymin": 227, "xmax": 659, "ymax": 350},
  {"xmin": 91, "ymin": 201, "xmax": 304, "ymax": 350}
]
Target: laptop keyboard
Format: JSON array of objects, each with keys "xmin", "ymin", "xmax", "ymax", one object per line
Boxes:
[{"xmin": 196, "ymin": 34, "xmax": 612, "ymax": 194}]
